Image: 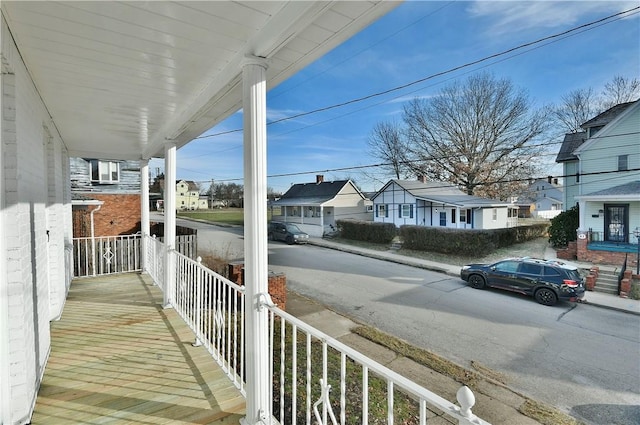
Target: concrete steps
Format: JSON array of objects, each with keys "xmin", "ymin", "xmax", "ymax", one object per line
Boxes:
[{"xmin": 594, "ymin": 269, "xmax": 619, "ymax": 295}]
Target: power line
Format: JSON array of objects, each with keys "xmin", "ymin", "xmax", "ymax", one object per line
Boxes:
[{"xmin": 190, "ymin": 6, "xmax": 639, "ymax": 143}]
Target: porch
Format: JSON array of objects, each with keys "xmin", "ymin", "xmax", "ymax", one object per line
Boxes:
[
  {"xmin": 31, "ymin": 273, "xmax": 245, "ymax": 424},
  {"xmin": 30, "ymin": 235, "xmax": 490, "ymax": 425}
]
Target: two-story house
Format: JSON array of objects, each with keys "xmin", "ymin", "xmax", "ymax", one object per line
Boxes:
[
  {"xmin": 70, "ymin": 158, "xmax": 141, "ymax": 237},
  {"xmin": 511, "ymin": 178, "xmax": 563, "ymax": 219},
  {"xmin": 555, "ymin": 100, "xmax": 640, "ymax": 267},
  {"xmin": 176, "ymin": 180, "xmax": 208, "ymax": 210}
]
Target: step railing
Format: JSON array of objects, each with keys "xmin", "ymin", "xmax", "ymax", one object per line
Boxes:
[{"xmin": 144, "ymin": 238, "xmax": 489, "ymax": 424}]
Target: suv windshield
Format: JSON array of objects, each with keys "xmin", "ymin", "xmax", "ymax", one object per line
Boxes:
[{"xmin": 286, "ymin": 224, "xmax": 302, "ymax": 233}]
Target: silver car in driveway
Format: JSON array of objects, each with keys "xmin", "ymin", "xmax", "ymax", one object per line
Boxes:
[{"xmin": 268, "ymin": 222, "xmax": 309, "ymax": 245}]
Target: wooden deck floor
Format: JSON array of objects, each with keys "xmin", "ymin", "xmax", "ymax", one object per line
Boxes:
[{"xmin": 31, "ymin": 273, "xmax": 245, "ymax": 424}]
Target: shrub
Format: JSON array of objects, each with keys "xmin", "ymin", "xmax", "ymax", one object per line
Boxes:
[
  {"xmin": 548, "ymin": 206, "xmax": 579, "ymax": 248},
  {"xmin": 399, "ymin": 223, "xmax": 548, "ymax": 256},
  {"xmin": 336, "ymin": 220, "xmax": 397, "ymax": 244}
]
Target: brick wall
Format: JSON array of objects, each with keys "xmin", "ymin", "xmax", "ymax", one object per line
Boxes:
[
  {"xmin": 577, "ymin": 235, "xmax": 639, "ymax": 269},
  {"xmin": 81, "ymin": 193, "xmax": 141, "ymax": 236},
  {"xmin": 228, "ymin": 262, "xmax": 287, "ymax": 311}
]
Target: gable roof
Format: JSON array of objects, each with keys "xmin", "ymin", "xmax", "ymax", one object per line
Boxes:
[
  {"xmin": 580, "ymin": 101, "xmax": 636, "ymax": 129},
  {"xmin": 573, "ymin": 100, "xmax": 640, "ymax": 157},
  {"xmin": 273, "ymin": 180, "xmax": 363, "ymax": 206},
  {"xmin": 177, "ymin": 180, "xmax": 199, "ymax": 191},
  {"xmin": 373, "ymin": 180, "xmax": 513, "ymax": 208},
  {"xmin": 555, "ymin": 132, "xmax": 587, "ymax": 163}
]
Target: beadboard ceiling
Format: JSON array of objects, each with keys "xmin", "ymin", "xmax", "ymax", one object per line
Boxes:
[{"xmin": 2, "ymin": 1, "xmax": 399, "ymax": 160}]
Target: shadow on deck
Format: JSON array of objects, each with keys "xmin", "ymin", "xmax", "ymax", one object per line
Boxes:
[{"xmin": 31, "ymin": 273, "xmax": 245, "ymax": 424}]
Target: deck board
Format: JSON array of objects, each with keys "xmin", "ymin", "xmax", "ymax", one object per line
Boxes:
[{"xmin": 31, "ymin": 273, "xmax": 245, "ymax": 424}]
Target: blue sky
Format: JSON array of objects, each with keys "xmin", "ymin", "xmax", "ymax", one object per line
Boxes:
[{"xmin": 152, "ymin": 1, "xmax": 640, "ymax": 194}]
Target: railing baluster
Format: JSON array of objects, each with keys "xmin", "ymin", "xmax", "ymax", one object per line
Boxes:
[
  {"xmin": 306, "ymin": 332, "xmax": 311, "ymax": 425},
  {"xmin": 362, "ymin": 366, "xmax": 368, "ymax": 425},
  {"xmin": 279, "ymin": 315, "xmax": 285, "ymax": 422},
  {"xmin": 292, "ymin": 323, "xmax": 298, "ymax": 425},
  {"xmin": 387, "ymin": 380, "xmax": 393, "ymax": 424}
]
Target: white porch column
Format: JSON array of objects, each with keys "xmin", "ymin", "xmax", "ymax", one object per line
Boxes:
[
  {"xmin": 455, "ymin": 206, "xmax": 460, "ymax": 229},
  {"xmin": 320, "ymin": 205, "xmax": 325, "ymax": 233},
  {"xmin": 164, "ymin": 143, "xmax": 177, "ymax": 308},
  {"xmin": 140, "ymin": 159, "xmax": 150, "ymax": 272},
  {"xmin": 577, "ymin": 200, "xmax": 587, "ymax": 232},
  {"xmin": 241, "ymin": 56, "xmax": 270, "ymax": 425}
]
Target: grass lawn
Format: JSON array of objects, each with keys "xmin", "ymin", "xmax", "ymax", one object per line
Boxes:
[{"xmin": 177, "ymin": 208, "xmax": 272, "ymax": 226}]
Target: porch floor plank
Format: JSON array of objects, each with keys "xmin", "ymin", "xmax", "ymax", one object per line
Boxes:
[{"xmin": 31, "ymin": 273, "xmax": 245, "ymax": 424}]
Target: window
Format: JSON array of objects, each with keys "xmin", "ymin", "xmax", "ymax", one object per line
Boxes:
[
  {"xmin": 366, "ymin": 205, "xmax": 373, "ymax": 212},
  {"xmin": 439, "ymin": 211, "xmax": 446, "ymax": 226},
  {"xmin": 492, "ymin": 208, "xmax": 497, "ymax": 221},
  {"xmin": 618, "ymin": 155, "xmax": 628, "ymax": 171},
  {"xmin": 460, "ymin": 210, "xmax": 466, "ymax": 222},
  {"xmin": 376, "ymin": 204, "xmax": 388, "ymax": 218},
  {"xmin": 90, "ymin": 160, "xmax": 119, "ymax": 183},
  {"xmin": 495, "ymin": 261, "xmax": 518, "ymax": 273},
  {"xmin": 519, "ymin": 263, "xmax": 542, "ymax": 275},
  {"xmin": 400, "ymin": 204, "xmax": 413, "ymax": 218}
]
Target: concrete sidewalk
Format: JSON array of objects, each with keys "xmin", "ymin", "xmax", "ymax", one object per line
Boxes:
[{"xmin": 307, "ymin": 237, "xmax": 640, "ymax": 316}]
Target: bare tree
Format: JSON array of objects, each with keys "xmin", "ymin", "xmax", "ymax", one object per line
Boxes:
[
  {"xmin": 601, "ymin": 75, "xmax": 640, "ymax": 109},
  {"xmin": 367, "ymin": 120, "xmax": 408, "ymax": 179},
  {"xmin": 401, "ymin": 73, "xmax": 547, "ymax": 199},
  {"xmin": 552, "ymin": 88, "xmax": 598, "ymax": 133}
]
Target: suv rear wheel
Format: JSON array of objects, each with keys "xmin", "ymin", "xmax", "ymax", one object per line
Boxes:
[{"xmin": 535, "ymin": 288, "xmax": 557, "ymax": 306}]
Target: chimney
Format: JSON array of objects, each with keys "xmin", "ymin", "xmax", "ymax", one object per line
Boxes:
[
  {"xmin": 417, "ymin": 175, "xmax": 427, "ymax": 183},
  {"xmin": 316, "ymin": 175, "xmax": 324, "ymax": 184}
]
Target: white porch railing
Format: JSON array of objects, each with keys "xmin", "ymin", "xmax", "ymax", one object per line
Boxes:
[
  {"xmin": 266, "ymin": 302, "xmax": 488, "ymax": 425},
  {"xmin": 146, "ymin": 235, "xmax": 165, "ymax": 291},
  {"xmin": 173, "ymin": 252, "xmax": 246, "ymax": 394},
  {"xmin": 142, "ymin": 236, "xmax": 489, "ymax": 424},
  {"xmin": 72, "ymin": 234, "xmax": 142, "ymax": 277}
]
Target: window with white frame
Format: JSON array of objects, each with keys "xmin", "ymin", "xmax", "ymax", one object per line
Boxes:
[
  {"xmin": 90, "ymin": 160, "xmax": 119, "ymax": 184},
  {"xmin": 376, "ymin": 204, "xmax": 388, "ymax": 218},
  {"xmin": 460, "ymin": 210, "xmax": 466, "ymax": 222},
  {"xmin": 618, "ymin": 154, "xmax": 628, "ymax": 171},
  {"xmin": 492, "ymin": 208, "xmax": 497, "ymax": 221},
  {"xmin": 400, "ymin": 204, "xmax": 413, "ymax": 218}
]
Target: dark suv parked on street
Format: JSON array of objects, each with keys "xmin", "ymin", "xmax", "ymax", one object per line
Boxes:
[
  {"xmin": 268, "ymin": 222, "xmax": 309, "ymax": 245},
  {"xmin": 460, "ymin": 257, "xmax": 585, "ymax": 306}
]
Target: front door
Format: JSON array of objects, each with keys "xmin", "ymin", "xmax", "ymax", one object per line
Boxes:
[{"xmin": 604, "ymin": 204, "xmax": 628, "ymax": 242}]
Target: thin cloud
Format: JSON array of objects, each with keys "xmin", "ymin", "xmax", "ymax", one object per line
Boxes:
[{"xmin": 468, "ymin": 1, "xmax": 638, "ymax": 37}]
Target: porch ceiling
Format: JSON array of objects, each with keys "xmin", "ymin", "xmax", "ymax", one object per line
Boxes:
[{"xmin": 2, "ymin": 1, "xmax": 399, "ymax": 160}]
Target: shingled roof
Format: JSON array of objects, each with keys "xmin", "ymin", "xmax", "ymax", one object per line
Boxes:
[
  {"xmin": 555, "ymin": 132, "xmax": 587, "ymax": 163},
  {"xmin": 374, "ymin": 180, "xmax": 512, "ymax": 208},
  {"xmin": 580, "ymin": 101, "xmax": 635, "ymax": 129},
  {"xmin": 273, "ymin": 180, "xmax": 362, "ymax": 206}
]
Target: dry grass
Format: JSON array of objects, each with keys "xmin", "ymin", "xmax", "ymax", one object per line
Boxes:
[{"xmin": 519, "ymin": 399, "xmax": 584, "ymax": 425}]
